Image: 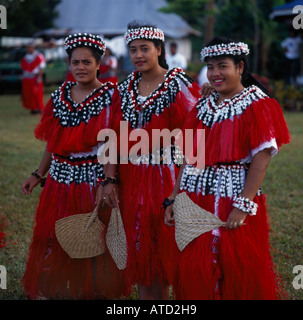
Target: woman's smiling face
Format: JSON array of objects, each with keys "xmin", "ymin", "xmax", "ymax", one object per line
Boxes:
[{"xmin": 206, "ymin": 56, "xmax": 244, "ymax": 98}]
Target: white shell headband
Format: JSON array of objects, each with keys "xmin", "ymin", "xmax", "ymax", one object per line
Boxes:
[
  {"xmin": 64, "ymin": 33, "xmax": 106, "ymax": 56},
  {"xmin": 124, "ymin": 27, "xmax": 165, "ymax": 45},
  {"xmin": 201, "ymin": 42, "xmax": 250, "ymax": 61}
]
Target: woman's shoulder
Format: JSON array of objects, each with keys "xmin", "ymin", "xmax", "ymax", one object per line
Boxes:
[
  {"xmin": 99, "ymin": 81, "xmax": 117, "ymax": 90},
  {"xmin": 118, "ymin": 71, "xmax": 137, "ymax": 90},
  {"xmin": 166, "ymin": 67, "xmax": 194, "ymax": 86},
  {"xmin": 51, "ymin": 81, "xmax": 75, "ymax": 99},
  {"xmin": 243, "ymin": 84, "xmax": 269, "ymax": 100}
]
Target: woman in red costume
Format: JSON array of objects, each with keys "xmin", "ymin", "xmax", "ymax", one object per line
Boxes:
[
  {"xmin": 21, "ymin": 42, "xmax": 46, "ymax": 114},
  {"xmin": 165, "ymin": 36, "xmax": 291, "ymax": 300},
  {"xmin": 99, "ymin": 21, "xmax": 200, "ymax": 299},
  {"xmin": 99, "ymin": 48, "xmax": 119, "ymax": 84},
  {"xmin": 21, "ymin": 33, "xmax": 130, "ymax": 299}
]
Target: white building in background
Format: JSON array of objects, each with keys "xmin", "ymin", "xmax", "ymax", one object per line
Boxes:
[{"xmin": 52, "ymin": 0, "xmax": 201, "ymax": 62}]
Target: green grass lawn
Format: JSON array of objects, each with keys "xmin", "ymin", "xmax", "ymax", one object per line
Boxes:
[{"xmin": 0, "ymin": 88, "xmax": 302, "ymax": 300}]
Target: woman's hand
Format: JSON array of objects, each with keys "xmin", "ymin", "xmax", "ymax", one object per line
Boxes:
[
  {"xmin": 225, "ymin": 149, "xmax": 272, "ymax": 230},
  {"xmin": 164, "ymin": 205, "xmax": 175, "ymax": 227},
  {"xmin": 21, "ymin": 149, "xmax": 51, "ymax": 195},
  {"xmin": 21, "ymin": 176, "xmax": 41, "ymax": 195},
  {"xmin": 200, "ymin": 82, "xmax": 214, "ymax": 98},
  {"xmin": 225, "ymin": 207, "xmax": 247, "ymax": 230},
  {"xmin": 102, "ymin": 183, "xmax": 119, "ymax": 209}
]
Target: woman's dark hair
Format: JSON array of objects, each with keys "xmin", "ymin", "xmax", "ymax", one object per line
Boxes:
[
  {"xmin": 127, "ymin": 20, "xmax": 169, "ymax": 70},
  {"xmin": 67, "ymin": 47, "xmax": 102, "ymax": 64},
  {"xmin": 205, "ymin": 36, "xmax": 249, "ymax": 84}
]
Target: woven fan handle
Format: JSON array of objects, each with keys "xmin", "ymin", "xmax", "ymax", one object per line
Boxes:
[
  {"xmin": 113, "ymin": 188, "xmax": 120, "ymax": 210},
  {"xmin": 113, "ymin": 189, "xmax": 120, "ymax": 234},
  {"xmin": 84, "ymin": 208, "xmax": 99, "ymax": 232}
]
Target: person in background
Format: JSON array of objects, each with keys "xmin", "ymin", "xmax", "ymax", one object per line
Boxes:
[
  {"xmin": 65, "ymin": 63, "xmax": 76, "ymax": 82},
  {"xmin": 166, "ymin": 42, "xmax": 187, "ymax": 70},
  {"xmin": 198, "ymin": 64, "xmax": 208, "ymax": 87},
  {"xmin": 21, "ymin": 42, "xmax": 46, "ymax": 114},
  {"xmin": 99, "ymin": 47, "xmax": 119, "ymax": 84},
  {"xmin": 281, "ymin": 30, "xmax": 302, "ymax": 85}
]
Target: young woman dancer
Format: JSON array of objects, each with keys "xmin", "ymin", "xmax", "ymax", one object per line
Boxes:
[
  {"xmin": 21, "ymin": 33, "xmax": 129, "ymax": 299},
  {"xmin": 165, "ymin": 36, "xmax": 290, "ymax": 300},
  {"xmin": 99, "ymin": 21, "xmax": 200, "ymax": 299}
]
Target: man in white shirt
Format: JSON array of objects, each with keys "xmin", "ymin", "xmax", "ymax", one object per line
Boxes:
[
  {"xmin": 166, "ymin": 42, "xmax": 187, "ymax": 70},
  {"xmin": 281, "ymin": 31, "xmax": 302, "ymax": 85}
]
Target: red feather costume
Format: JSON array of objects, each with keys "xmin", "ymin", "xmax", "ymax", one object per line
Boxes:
[
  {"xmin": 173, "ymin": 85, "xmax": 290, "ymax": 299},
  {"xmin": 111, "ymin": 68, "xmax": 200, "ymax": 287},
  {"xmin": 22, "ymin": 81, "xmax": 130, "ymax": 299}
]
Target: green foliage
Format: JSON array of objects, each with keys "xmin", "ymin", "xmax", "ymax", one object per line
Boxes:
[
  {"xmin": 159, "ymin": 0, "xmax": 208, "ymax": 31},
  {"xmin": 0, "ymin": 0, "xmax": 61, "ymax": 37},
  {"xmin": 160, "ymin": 0, "xmax": 291, "ymax": 79},
  {"xmin": 273, "ymin": 81, "xmax": 303, "ymax": 111},
  {"xmin": 214, "ymin": 1, "xmax": 255, "ymax": 42}
]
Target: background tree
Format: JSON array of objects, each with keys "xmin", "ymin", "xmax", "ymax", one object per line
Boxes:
[
  {"xmin": 0, "ymin": 0, "xmax": 61, "ymax": 37},
  {"xmin": 161, "ymin": 0, "xmax": 291, "ymax": 79},
  {"xmin": 160, "ymin": 0, "xmax": 216, "ymax": 46},
  {"xmin": 160, "ymin": 0, "xmax": 208, "ymax": 32}
]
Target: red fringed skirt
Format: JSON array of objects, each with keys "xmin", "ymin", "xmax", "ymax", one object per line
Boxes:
[
  {"xmin": 22, "ymin": 78, "xmax": 44, "ymax": 111},
  {"xmin": 173, "ymin": 192, "xmax": 283, "ymax": 300},
  {"xmin": 22, "ymin": 177, "xmax": 130, "ymax": 299},
  {"xmin": 118, "ymin": 162, "xmax": 180, "ymax": 288}
]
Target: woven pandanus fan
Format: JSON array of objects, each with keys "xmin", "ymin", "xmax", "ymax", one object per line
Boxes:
[
  {"xmin": 55, "ymin": 189, "xmax": 127, "ymax": 269},
  {"xmin": 55, "ymin": 209, "xmax": 106, "ymax": 259},
  {"xmin": 173, "ymin": 192, "xmax": 226, "ymax": 251},
  {"xmin": 105, "ymin": 204, "xmax": 127, "ymax": 270},
  {"xmin": 105, "ymin": 188, "xmax": 127, "ymax": 270}
]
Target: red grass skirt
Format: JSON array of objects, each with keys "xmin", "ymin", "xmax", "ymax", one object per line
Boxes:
[
  {"xmin": 22, "ymin": 177, "xmax": 130, "ymax": 299},
  {"xmin": 118, "ymin": 163, "xmax": 180, "ymax": 287},
  {"xmin": 22, "ymin": 78, "xmax": 44, "ymax": 111},
  {"xmin": 172, "ymin": 192, "xmax": 284, "ymax": 300}
]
